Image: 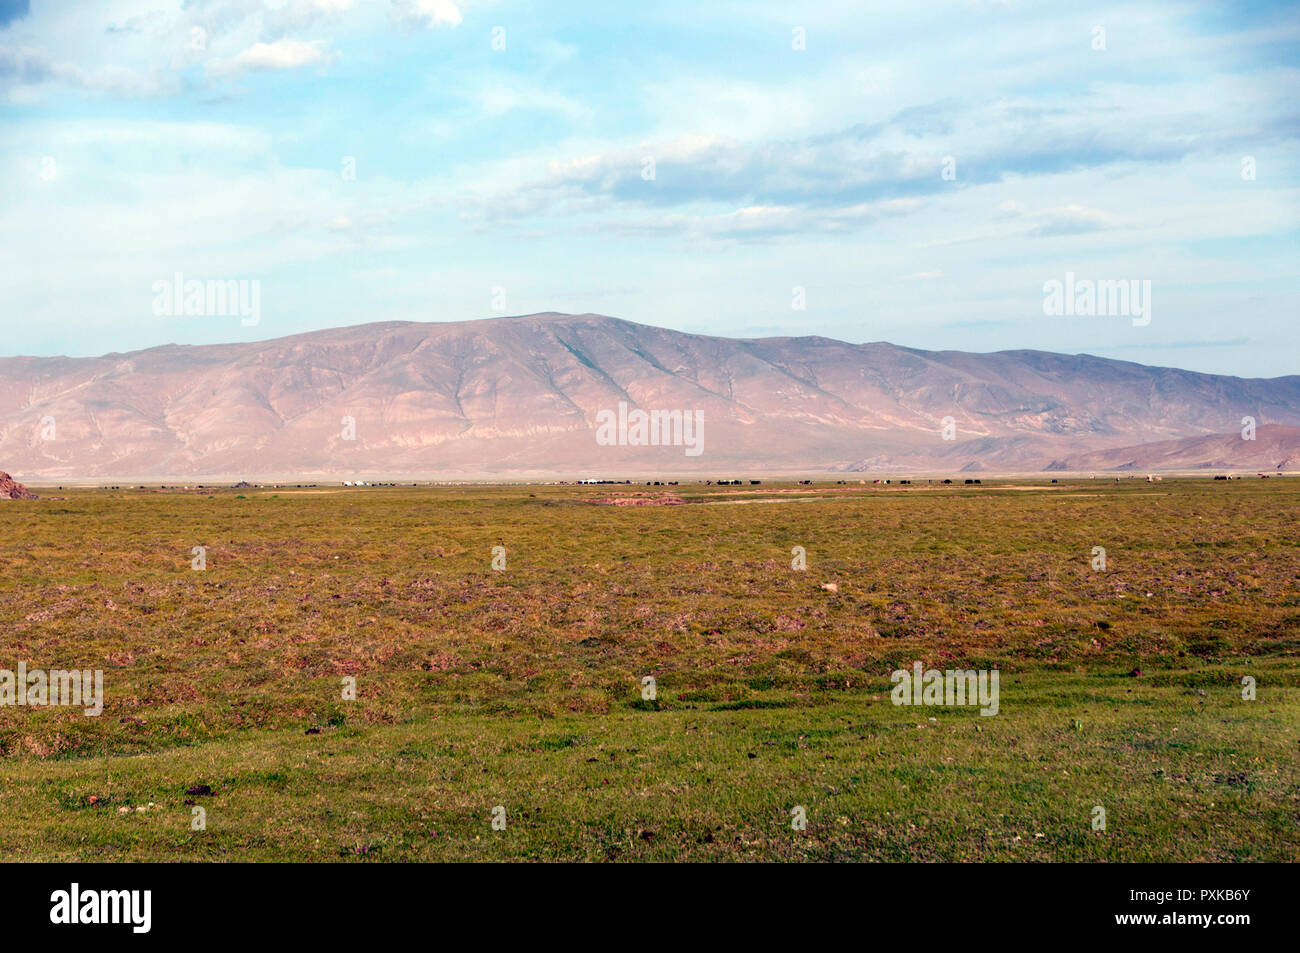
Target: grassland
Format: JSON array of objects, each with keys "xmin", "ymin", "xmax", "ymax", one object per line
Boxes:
[{"xmin": 0, "ymin": 478, "xmax": 1296, "ymax": 861}]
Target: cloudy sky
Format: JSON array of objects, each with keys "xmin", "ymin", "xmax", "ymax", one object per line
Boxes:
[{"xmin": 2, "ymin": 0, "xmax": 1297, "ymax": 375}]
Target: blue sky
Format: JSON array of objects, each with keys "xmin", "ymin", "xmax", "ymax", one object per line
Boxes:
[{"xmin": 2, "ymin": 0, "xmax": 1297, "ymax": 376}]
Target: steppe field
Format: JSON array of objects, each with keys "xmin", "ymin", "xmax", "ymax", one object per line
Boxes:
[{"xmin": 1, "ymin": 478, "xmax": 1296, "ymax": 862}]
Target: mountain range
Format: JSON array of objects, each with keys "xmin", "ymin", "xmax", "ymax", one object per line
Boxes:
[{"xmin": 1, "ymin": 313, "xmax": 1296, "ymax": 479}]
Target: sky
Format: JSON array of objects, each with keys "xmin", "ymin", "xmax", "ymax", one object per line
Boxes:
[{"xmin": 1, "ymin": 0, "xmax": 1297, "ymax": 376}]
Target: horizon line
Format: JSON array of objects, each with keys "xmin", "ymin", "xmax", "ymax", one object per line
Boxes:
[{"xmin": 2, "ymin": 312, "xmax": 1294, "ymax": 381}]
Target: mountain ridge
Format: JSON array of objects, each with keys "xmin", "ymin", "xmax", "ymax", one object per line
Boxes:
[
  {"xmin": 10, "ymin": 313, "xmax": 1295, "ymax": 384},
  {"xmin": 1, "ymin": 313, "xmax": 1297, "ymax": 478}
]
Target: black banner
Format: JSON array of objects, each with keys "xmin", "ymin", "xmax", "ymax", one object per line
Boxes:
[{"xmin": 7, "ymin": 863, "xmax": 1280, "ymax": 941}]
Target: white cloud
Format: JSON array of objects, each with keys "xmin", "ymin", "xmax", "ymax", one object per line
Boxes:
[
  {"xmin": 998, "ymin": 203, "xmax": 1126, "ymax": 238},
  {"xmin": 0, "ymin": 45, "xmax": 176, "ymax": 100},
  {"xmin": 264, "ymin": 0, "xmax": 360, "ymax": 38},
  {"xmin": 480, "ymin": 79, "xmax": 592, "ymax": 122},
  {"xmin": 208, "ymin": 39, "xmax": 339, "ymax": 78},
  {"xmin": 1028, "ymin": 204, "xmax": 1123, "ymax": 237},
  {"xmin": 391, "ymin": 0, "xmax": 463, "ymax": 29}
]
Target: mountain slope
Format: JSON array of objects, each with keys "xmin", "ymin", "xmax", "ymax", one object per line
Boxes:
[
  {"xmin": 1044, "ymin": 425, "xmax": 1300, "ymax": 472},
  {"xmin": 0, "ymin": 313, "xmax": 1297, "ymax": 477}
]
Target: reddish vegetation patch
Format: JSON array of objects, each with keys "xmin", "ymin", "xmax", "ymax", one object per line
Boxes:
[
  {"xmin": 583, "ymin": 494, "xmax": 687, "ymax": 506},
  {"xmin": 0, "ymin": 472, "xmax": 37, "ymax": 500}
]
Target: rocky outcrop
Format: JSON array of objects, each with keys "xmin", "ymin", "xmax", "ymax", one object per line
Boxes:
[{"xmin": 0, "ymin": 472, "xmax": 37, "ymax": 500}]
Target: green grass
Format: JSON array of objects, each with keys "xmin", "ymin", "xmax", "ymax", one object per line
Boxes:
[{"xmin": 0, "ymin": 478, "xmax": 1296, "ymax": 860}]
